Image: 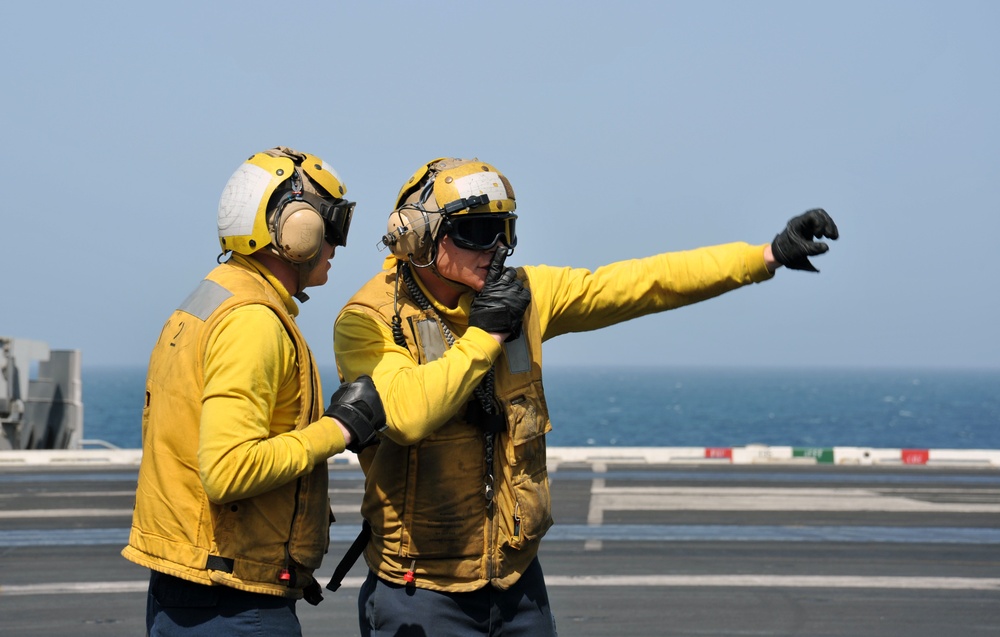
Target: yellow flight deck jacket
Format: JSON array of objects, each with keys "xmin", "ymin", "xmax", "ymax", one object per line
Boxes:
[
  {"xmin": 334, "ymin": 243, "xmax": 774, "ymax": 593},
  {"xmin": 122, "ymin": 254, "xmax": 346, "ymax": 598}
]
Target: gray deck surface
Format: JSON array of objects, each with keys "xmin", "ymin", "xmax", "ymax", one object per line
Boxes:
[{"xmin": 2, "ymin": 459, "xmax": 999, "ymax": 636}]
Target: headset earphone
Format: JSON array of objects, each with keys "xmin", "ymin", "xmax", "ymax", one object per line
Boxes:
[
  {"xmin": 269, "ymin": 168, "xmax": 354, "ymax": 265},
  {"xmin": 382, "ymin": 206, "xmax": 437, "ymax": 265},
  {"xmin": 381, "ymin": 176, "xmax": 441, "ymax": 265},
  {"xmin": 271, "ymin": 198, "xmax": 326, "ymax": 264}
]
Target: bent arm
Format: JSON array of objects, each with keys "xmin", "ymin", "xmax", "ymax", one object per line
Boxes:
[
  {"xmin": 198, "ymin": 306, "xmax": 346, "ymax": 503},
  {"xmin": 334, "ymin": 308, "xmax": 502, "ymax": 445}
]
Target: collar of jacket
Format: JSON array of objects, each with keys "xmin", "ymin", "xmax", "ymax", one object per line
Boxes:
[{"xmin": 230, "ymin": 253, "xmax": 299, "ymax": 317}]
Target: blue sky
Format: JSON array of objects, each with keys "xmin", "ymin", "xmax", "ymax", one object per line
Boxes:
[{"xmin": 2, "ymin": 1, "xmax": 997, "ymax": 369}]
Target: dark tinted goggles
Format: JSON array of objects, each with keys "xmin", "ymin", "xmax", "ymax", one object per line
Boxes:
[
  {"xmin": 302, "ymin": 192, "xmax": 355, "ymax": 247},
  {"xmin": 445, "ymin": 213, "xmax": 517, "ymax": 251}
]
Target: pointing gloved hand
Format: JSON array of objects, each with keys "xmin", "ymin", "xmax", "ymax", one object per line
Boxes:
[
  {"xmin": 771, "ymin": 208, "xmax": 839, "ymax": 272},
  {"xmin": 469, "ymin": 249, "xmax": 532, "ymax": 341},
  {"xmin": 324, "ymin": 375, "xmax": 387, "ymax": 453}
]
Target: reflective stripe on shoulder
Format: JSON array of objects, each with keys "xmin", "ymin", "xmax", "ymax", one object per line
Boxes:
[{"xmin": 178, "ymin": 279, "xmax": 234, "ymax": 321}]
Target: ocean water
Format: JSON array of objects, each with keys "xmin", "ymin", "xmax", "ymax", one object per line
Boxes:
[{"xmin": 81, "ymin": 366, "xmax": 1000, "ymax": 450}]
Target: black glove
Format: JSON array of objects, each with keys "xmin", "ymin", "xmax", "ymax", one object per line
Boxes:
[
  {"xmin": 469, "ymin": 249, "xmax": 532, "ymax": 341},
  {"xmin": 771, "ymin": 209, "xmax": 839, "ymax": 272},
  {"xmin": 324, "ymin": 375, "xmax": 386, "ymax": 453}
]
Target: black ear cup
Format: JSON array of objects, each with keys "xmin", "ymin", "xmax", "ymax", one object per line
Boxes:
[{"xmin": 272, "ymin": 201, "xmax": 325, "ymax": 263}]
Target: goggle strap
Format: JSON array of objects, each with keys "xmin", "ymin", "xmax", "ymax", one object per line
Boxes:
[{"xmin": 442, "ymin": 194, "xmax": 490, "ymax": 215}]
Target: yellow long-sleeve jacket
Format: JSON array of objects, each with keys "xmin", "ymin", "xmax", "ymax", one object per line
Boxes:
[
  {"xmin": 122, "ymin": 254, "xmax": 347, "ymax": 598},
  {"xmin": 334, "ymin": 243, "xmax": 773, "ymax": 592}
]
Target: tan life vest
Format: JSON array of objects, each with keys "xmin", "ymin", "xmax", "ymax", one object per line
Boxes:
[
  {"xmin": 122, "ymin": 258, "xmax": 329, "ymax": 598},
  {"xmin": 342, "ymin": 265, "xmax": 554, "ymax": 592}
]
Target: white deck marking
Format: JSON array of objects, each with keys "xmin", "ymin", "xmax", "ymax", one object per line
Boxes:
[
  {"xmin": 588, "ymin": 486, "xmax": 1000, "ymax": 514},
  {"xmin": 0, "ymin": 504, "xmax": 360, "ymax": 519},
  {"xmin": 3, "ymin": 576, "xmax": 999, "ymax": 596}
]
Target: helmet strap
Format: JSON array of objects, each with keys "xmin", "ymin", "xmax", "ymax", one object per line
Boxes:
[
  {"xmin": 266, "ymin": 167, "xmax": 323, "ymax": 301},
  {"xmin": 293, "ymin": 264, "xmax": 311, "ymax": 303}
]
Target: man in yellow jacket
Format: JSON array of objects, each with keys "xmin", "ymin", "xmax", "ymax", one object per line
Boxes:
[
  {"xmin": 122, "ymin": 147, "xmax": 386, "ymax": 636},
  {"xmin": 333, "ymin": 157, "xmax": 838, "ymax": 636}
]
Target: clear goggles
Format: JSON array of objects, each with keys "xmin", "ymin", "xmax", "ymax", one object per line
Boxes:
[{"xmin": 444, "ymin": 213, "xmax": 517, "ymax": 252}]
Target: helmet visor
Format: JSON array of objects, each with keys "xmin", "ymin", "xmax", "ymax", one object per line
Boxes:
[{"xmin": 446, "ymin": 214, "xmax": 517, "ymax": 251}]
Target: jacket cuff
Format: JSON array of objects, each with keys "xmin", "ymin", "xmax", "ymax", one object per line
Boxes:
[
  {"xmin": 301, "ymin": 416, "xmax": 348, "ymax": 462},
  {"xmin": 748, "ymin": 244, "xmax": 776, "ymax": 283}
]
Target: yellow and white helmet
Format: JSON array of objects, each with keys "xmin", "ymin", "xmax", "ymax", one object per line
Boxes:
[
  {"xmin": 381, "ymin": 158, "xmax": 516, "ymax": 264},
  {"xmin": 217, "ymin": 147, "xmax": 354, "ymax": 262}
]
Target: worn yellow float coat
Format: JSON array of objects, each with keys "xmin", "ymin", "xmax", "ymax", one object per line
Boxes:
[
  {"xmin": 123, "ymin": 255, "xmax": 345, "ymax": 598},
  {"xmin": 334, "ymin": 243, "xmax": 773, "ymax": 592}
]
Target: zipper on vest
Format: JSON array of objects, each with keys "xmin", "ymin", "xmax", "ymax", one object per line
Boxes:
[
  {"xmin": 282, "ymin": 476, "xmax": 304, "ymax": 586},
  {"xmin": 485, "ymin": 445, "xmax": 500, "ymax": 581},
  {"xmin": 486, "ymin": 503, "xmax": 497, "ymax": 581}
]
